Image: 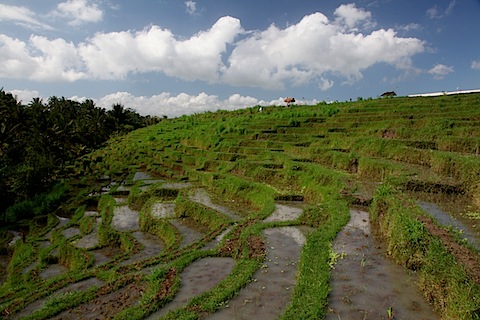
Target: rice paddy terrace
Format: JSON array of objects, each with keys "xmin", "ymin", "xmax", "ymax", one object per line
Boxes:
[{"xmin": 1, "ymin": 93, "xmax": 480, "ymax": 319}]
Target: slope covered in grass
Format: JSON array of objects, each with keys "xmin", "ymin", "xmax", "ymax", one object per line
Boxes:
[{"xmin": 1, "ymin": 93, "xmax": 480, "ymax": 319}]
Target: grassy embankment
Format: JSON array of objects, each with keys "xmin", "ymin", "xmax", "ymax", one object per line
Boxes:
[{"xmin": 1, "ymin": 93, "xmax": 480, "ymax": 319}]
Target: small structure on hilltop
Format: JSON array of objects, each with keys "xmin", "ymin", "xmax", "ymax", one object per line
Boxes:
[
  {"xmin": 381, "ymin": 91, "xmax": 397, "ymax": 98},
  {"xmin": 284, "ymin": 97, "xmax": 295, "ymax": 107}
]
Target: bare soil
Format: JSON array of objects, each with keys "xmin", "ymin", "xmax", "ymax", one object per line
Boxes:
[
  {"xmin": 52, "ymin": 280, "xmax": 146, "ymax": 320},
  {"xmin": 418, "ymin": 215, "xmax": 480, "ymax": 284}
]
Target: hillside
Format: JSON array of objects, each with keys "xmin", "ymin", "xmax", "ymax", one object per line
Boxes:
[{"xmin": 1, "ymin": 93, "xmax": 480, "ymax": 319}]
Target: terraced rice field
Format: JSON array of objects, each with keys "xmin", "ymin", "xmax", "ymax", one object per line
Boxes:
[{"xmin": 1, "ymin": 93, "xmax": 480, "ymax": 319}]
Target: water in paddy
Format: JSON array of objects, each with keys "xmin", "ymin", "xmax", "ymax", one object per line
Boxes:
[
  {"xmin": 208, "ymin": 226, "xmax": 309, "ymax": 320},
  {"xmin": 418, "ymin": 201, "xmax": 480, "ymax": 251},
  {"xmin": 326, "ymin": 209, "xmax": 439, "ymax": 320}
]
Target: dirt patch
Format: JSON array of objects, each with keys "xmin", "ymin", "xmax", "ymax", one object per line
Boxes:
[
  {"xmin": 418, "ymin": 215, "xmax": 480, "ymax": 284},
  {"xmin": 219, "ymin": 221, "xmax": 265, "ymax": 259},
  {"xmin": 52, "ymin": 279, "xmax": 146, "ymax": 320},
  {"xmin": 327, "ymin": 210, "xmax": 439, "ymax": 320},
  {"xmin": 0, "ymin": 254, "xmax": 10, "ymax": 285},
  {"xmin": 382, "ymin": 129, "xmax": 397, "ymax": 139}
]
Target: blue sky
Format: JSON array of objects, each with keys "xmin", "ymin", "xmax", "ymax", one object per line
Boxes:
[{"xmin": 1, "ymin": 0, "xmax": 479, "ymax": 117}]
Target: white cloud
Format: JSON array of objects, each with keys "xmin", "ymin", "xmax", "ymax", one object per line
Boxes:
[
  {"xmin": 5, "ymin": 88, "xmax": 322, "ymax": 117},
  {"xmin": 185, "ymin": 1, "xmax": 197, "ymax": 16},
  {"xmin": 428, "ymin": 64, "xmax": 454, "ymax": 79},
  {"xmin": 7, "ymin": 89, "xmax": 41, "ymax": 104},
  {"xmin": 319, "ymin": 77, "xmax": 334, "ymax": 91},
  {"xmin": 53, "ymin": 0, "xmax": 103, "ymax": 26},
  {"xmin": 94, "ymin": 91, "xmax": 277, "ymax": 118},
  {"xmin": 427, "ymin": 0, "xmax": 456, "ymax": 19},
  {"xmin": 399, "ymin": 23, "xmax": 421, "ymax": 32},
  {"xmin": 78, "ymin": 16, "xmax": 242, "ymax": 81},
  {"xmin": 0, "ymin": 4, "xmax": 52, "ymax": 30},
  {"xmin": 222, "ymin": 12, "xmax": 424, "ymax": 89},
  {"xmin": 472, "ymin": 60, "xmax": 480, "ymax": 70},
  {"xmin": 445, "ymin": 0, "xmax": 457, "ymax": 15},
  {"xmin": 334, "ymin": 3, "xmax": 375, "ymax": 31},
  {"xmin": 426, "ymin": 5, "xmax": 439, "ymax": 19},
  {"xmin": 0, "ymin": 4, "xmax": 425, "ymax": 91},
  {"xmin": 0, "ymin": 34, "xmax": 86, "ymax": 82}
]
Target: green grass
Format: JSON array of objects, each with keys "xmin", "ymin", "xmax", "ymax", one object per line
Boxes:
[
  {"xmin": 2, "ymin": 93, "xmax": 480, "ymax": 319},
  {"xmin": 370, "ymin": 186, "xmax": 480, "ymax": 319}
]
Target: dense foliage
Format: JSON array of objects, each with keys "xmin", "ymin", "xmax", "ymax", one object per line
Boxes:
[{"xmin": 0, "ymin": 89, "xmax": 159, "ymax": 221}]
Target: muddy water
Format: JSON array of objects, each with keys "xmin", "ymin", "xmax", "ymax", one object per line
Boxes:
[
  {"xmin": 172, "ymin": 220, "xmax": 203, "ymax": 248},
  {"xmin": 12, "ymin": 277, "xmax": 104, "ymax": 320},
  {"xmin": 208, "ymin": 227, "xmax": 307, "ymax": 320},
  {"xmin": 146, "ymin": 257, "xmax": 235, "ymax": 319},
  {"xmin": 74, "ymin": 218, "xmax": 101, "ymax": 250},
  {"xmin": 91, "ymin": 246, "xmax": 123, "ymax": 267},
  {"xmin": 39, "ymin": 263, "xmax": 68, "ymax": 280},
  {"xmin": 190, "ymin": 189, "xmax": 242, "ymax": 221},
  {"xmin": 419, "ymin": 201, "xmax": 480, "ymax": 251},
  {"xmin": 150, "ymin": 202, "xmax": 176, "ymax": 219},
  {"xmin": 327, "ymin": 209, "xmax": 439, "ymax": 320},
  {"xmin": 203, "ymin": 226, "xmax": 234, "ymax": 250},
  {"xmin": 112, "ymin": 203, "xmax": 140, "ymax": 231},
  {"xmin": 264, "ymin": 203, "xmax": 303, "ymax": 222},
  {"xmin": 8, "ymin": 230, "xmax": 23, "ymax": 246},
  {"xmin": 119, "ymin": 231, "xmax": 165, "ymax": 265},
  {"xmin": 62, "ymin": 227, "xmax": 81, "ymax": 239}
]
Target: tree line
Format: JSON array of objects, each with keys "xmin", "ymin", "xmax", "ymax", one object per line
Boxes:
[{"xmin": 0, "ymin": 89, "xmax": 160, "ymax": 222}]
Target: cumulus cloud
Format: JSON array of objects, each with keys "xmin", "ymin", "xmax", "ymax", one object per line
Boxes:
[
  {"xmin": 7, "ymin": 88, "xmax": 321, "ymax": 117},
  {"xmin": 428, "ymin": 64, "xmax": 454, "ymax": 79},
  {"xmin": 52, "ymin": 0, "xmax": 103, "ymax": 26},
  {"xmin": 94, "ymin": 91, "xmax": 279, "ymax": 118},
  {"xmin": 0, "ymin": 4, "xmax": 52, "ymax": 30},
  {"xmin": 78, "ymin": 16, "xmax": 242, "ymax": 81},
  {"xmin": 0, "ymin": 4, "xmax": 425, "ymax": 90},
  {"xmin": 8, "ymin": 89, "xmax": 41, "ymax": 104},
  {"xmin": 334, "ymin": 3, "xmax": 375, "ymax": 31},
  {"xmin": 472, "ymin": 60, "xmax": 480, "ymax": 70},
  {"xmin": 0, "ymin": 34, "xmax": 86, "ymax": 81},
  {"xmin": 222, "ymin": 12, "xmax": 424, "ymax": 89}
]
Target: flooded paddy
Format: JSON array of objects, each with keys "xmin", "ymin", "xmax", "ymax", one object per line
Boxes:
[
  {"xmin": 208, "ymin": 227, "xmax": 308, "ymax": 320},
  {"xmin": 327, "ymin": 209, "xmax": 439, "ymax": 320},
  {"xmin": 2, "ymin": 172, "xmax": 460, "ymax": 319},
  {"xmin": 190, "ymin": 188, "xmax": 242, "ymax": 221},
  {"xmin": 146, "ymin": 257, "xmax": 236, "ymax": 319},
  {"xmin": 12, "ymin": 277, "xmax": 104, "ymax": 320},
  {"xmin": 419, "ymin": 201, "xmax": 480, "ymax": 251}
]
